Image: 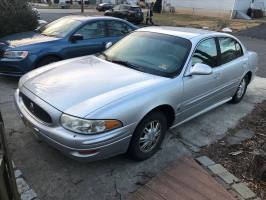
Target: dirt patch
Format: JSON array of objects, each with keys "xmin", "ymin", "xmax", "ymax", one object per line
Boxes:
[{"xmin": 201, "ymin": 100, "xmax": 266, "ymax": 199}]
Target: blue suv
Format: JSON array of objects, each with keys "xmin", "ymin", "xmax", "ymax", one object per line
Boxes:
[{"xmin": 0, "ymin": 16, "xmax": 137, "ymax": 76}]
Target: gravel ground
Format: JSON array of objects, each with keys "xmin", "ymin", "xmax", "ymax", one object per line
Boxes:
[{"xmin": 201, "ymin": 100, "xmax": 266, "ymax": 199}]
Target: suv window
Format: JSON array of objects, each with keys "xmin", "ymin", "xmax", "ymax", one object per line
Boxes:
[
  {"xmin": 218, "ymin": 37, "xmax": 243, "ymax": 65},
  {"xmin": 121, "ymin": 5, "xmax": 130, "ymax": 10},
  {"xmin": 192, "ymin": 38, "xmax": 218, "ymax": 68},
  {"xmin": 75, "ymin": 21, "xmax": 106, "ymax": 39},
  {"xmin": 129, "ymin": 7, "xmax": 141, "ymax": 12},
  {"xmin": 107, "ymin": 21, "xmax": 132, "ymax": 37},
  {"xmin": 113, "ymin": 5, "xmax": 120, "ymax": 10}
]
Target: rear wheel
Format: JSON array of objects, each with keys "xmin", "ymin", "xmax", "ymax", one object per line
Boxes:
[
  {"xmin": 128, "ymin": 111, "xmax": 167, "ymax": 160},
  {"xmin": 35, "ymin": 56, "xmax": 61, "ymax": 68},
  {"xmin": 231, "ymin": 75, "xmax": 248, "ymax": 103}
]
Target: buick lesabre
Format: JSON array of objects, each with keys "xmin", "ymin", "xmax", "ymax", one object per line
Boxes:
[{"xmin": 15, "ymin": 27, "xmax": 258, "ymax": 161}]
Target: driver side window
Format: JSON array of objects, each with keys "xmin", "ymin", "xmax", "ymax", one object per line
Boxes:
[
  {"xmin": 192, "ymin": 38, "xmax": 218, "ymax": 68},
  {"xmin": 75, "ymin": 21, "xmax": 106, "ymax": 40}
]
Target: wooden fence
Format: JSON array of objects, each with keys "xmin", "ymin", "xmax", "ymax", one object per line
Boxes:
[{"xmin": 0, "ymin": 112, "xmax": 20, "ymax": 200}]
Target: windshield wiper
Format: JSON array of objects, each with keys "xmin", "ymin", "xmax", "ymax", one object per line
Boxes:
[
  {"xmin": 40, "ymin": 33, "xmax": 59, "ymax": 37},
  {"xmin": 110, "ymin": 59, "xmax": 144, "ymax": 72},
  {"xmin": 99, "ymin": 52, "xmax": 109, "ymax": 60}
]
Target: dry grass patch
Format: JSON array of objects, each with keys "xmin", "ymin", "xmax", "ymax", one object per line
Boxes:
[{"xmin": 153, "ymin": 13, "xmax": 261, "ymax": 32}]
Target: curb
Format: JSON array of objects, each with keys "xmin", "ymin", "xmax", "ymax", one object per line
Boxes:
[
  {"xmin": 196, "ymin": 156, "xmax": 260, "ymax": 200},
  {"xmin": 12, "ymin": 161, "xmax": 39, "ymax": 200}
]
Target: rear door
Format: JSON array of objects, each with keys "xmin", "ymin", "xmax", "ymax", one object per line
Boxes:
[
  {"xmin": 214, "ymin": 37, "xmax": 247, "ymax": 99},
  {"xmin": 179, "ymin": 38, "xmax": 220, "ymax": 121},
  {"xmin": 63, "ymin": 20, "xmax": 108, "ymax": 58},
  {"xmin": 105, "ymin": 20, "xmax": 134, "ymax": 44}
]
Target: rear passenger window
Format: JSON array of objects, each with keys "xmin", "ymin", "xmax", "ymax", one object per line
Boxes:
[
  {"xmin": 218, "ymin": 37, "xmax": 243, "ymax": 65},
  {"xmin": 107, "ymin": 21, "xmax": 132, "ymax": 37},
  {"xmin": 192, "ymin": 38, "xmax": 218, "ymax": 68}
]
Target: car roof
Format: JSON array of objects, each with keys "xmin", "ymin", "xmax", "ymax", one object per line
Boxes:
[
  {"xmin": 137, "ymin": 26, "xmax": 222, "ymax": 40},
  {"xmin": 120, "ymin": 4, "xmax": 140, "ymax": 7}
]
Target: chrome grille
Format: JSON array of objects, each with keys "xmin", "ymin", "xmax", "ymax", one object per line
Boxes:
[{"xmin": 20, "ymin": 92, "xmax": 53, "ymax": 124}]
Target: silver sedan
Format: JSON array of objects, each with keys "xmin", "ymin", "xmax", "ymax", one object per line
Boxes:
[{"xmin": 15, "ymin": 27, "xmax": 258, "ymax": 161}]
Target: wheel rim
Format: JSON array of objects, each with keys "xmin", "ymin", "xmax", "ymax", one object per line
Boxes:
[
  {"xmin": 237, "ymin": 78, "xmax": 246, "ymax": 99},
  {"xmin": 139, "ymin": 120, "xmax": 161, "ymax": 153}
]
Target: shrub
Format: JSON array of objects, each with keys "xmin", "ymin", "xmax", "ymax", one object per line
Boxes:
[{"xmin": 0, "ymin": 0, "xmax": 38, "ymax": 38}]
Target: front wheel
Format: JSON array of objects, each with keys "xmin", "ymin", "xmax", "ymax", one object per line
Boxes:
[
  {"xmin": 35, "ymin": 56, "xmax": 60, "ymax": 68},
  {"xmin": 128, "ymin": 112, "xmax": 167, "ymax": 160},
  {"xmin": 231, "ymin": 75, "xmax": 248, "ymax": 103}
]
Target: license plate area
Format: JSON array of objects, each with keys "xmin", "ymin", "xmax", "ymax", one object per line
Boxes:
[{"xmin": 20, "ymin": 113, "xmax": 41, "ymax": 140}]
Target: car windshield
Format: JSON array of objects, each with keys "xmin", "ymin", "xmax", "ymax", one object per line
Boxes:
[
  {"xmin": 101, "ymin": 32, "xmax": 192, "ymax": 77},
  {"xmin": 37, "ymin": 18, "xmax": 82, "ymax": 38}
]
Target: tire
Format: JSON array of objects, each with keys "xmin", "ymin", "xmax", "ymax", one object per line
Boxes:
[
  {"xmin": 128, "ymin": 111, "xmax": 167, "ymax": 161},
  {"xmin": 231, "ymin": 75, "xmax": 248, "ymax": 104},
  {"xmin": 35, "ymin": 56, "xmax": 60, "ymax": 68}
]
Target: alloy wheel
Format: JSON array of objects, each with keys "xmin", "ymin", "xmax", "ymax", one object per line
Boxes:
[
  {"xmin": 139, "ymin": 120, "xmax": 161, "ymax": 153},
  {"xmin": 237, "ymin": 78, "xmax": 247, "ymax": 99}
]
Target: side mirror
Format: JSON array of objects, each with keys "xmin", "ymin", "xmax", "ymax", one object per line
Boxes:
[
  {"xmin": 188, "ymin": 63, "xmax": 213, "ymax": 76},
  {"xmin": 70, "ymin": 34, "xmax": 83, "ymax": 42},
  {"xmin": 105, "ymin": 42, "xmax": 113, "ymax": 49}
]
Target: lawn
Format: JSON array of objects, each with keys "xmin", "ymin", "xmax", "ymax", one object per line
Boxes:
[{"xmin": 152, "ymin": 13, "xmax": 262, "ymax": 32}]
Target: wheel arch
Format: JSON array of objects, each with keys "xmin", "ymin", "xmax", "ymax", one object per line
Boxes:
[
  {"xmin": 245, "ymin": 71, "xmax": 252, "ymax": 85},
  {"xmin": 34, "ymin": 54, "xmax": 63, "ymax": 68},
  {"xmin": 139, "ymin": 104, "xmax": 176, "ymax": 129}
]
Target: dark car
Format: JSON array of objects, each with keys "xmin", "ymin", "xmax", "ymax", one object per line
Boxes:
[
  {"xmin": 0, "ymin": 16, "xmax": 137, "ymax": 77},
  {"xmin": 96, "ymin": 3, "xmax": 114, "ymax": 12},
  {"xmin": 104, "ymin": 4, "xmax": 144, "ymax": 24}
]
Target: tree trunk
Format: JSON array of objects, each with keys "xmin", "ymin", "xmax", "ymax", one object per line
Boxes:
[{"xmin": 247, "ymin": 150, "xmax": 266, "ymax": 181}]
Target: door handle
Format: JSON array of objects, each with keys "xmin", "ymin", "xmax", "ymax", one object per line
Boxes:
[{"xmin": 214, "ymin": 73, "xmax": 221, "ymax": 80}]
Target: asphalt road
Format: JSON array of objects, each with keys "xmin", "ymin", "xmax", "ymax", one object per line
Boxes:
[{"xmin": 39, "ymin": 8, "xmax": 103, "ymax": 22}]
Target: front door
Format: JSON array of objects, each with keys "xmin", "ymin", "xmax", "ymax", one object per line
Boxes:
[
  {"xmin": 63, "ymin": 20, "xmax": 109, "ymax": 58},
  {"xmin": 179, "ymin": 38, "xmax": 220, "ymax": 122}
]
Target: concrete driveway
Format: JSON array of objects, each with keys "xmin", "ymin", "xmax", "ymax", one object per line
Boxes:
[{"xmin": 0, "ymin": 36, "xmax": 266, "ymax": 200}]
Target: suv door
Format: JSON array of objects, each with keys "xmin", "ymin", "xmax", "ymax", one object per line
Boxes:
[
  {"xmin": 63, "ymin": 20, "xmax": 108, "ymax": 58},
  {"xmin": 214, "ymin": 37, "xmax": 247, "ymax": 99},
  {"xmin": 179, "ymin": 38, "xmax": 220, "ymax": 122},
  {"xmin": 105, "ymin": 20, "xmax": 134, "ymax": 44},
  {"xmin": 118, "ymin": 5, "xmax": 130, "ymax": 18},
  {"xmin": 111, "ymin": 5, "xmax": 121, "ymax": 17}
]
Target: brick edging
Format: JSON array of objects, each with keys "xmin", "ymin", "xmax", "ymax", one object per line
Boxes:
[
  {"xmin": 195, "ymin": 156, "xmax": 260, "ymax": 200},
  {"xmin": 12, "ymin": 161, "xmax": 39, "ymax": 200}
]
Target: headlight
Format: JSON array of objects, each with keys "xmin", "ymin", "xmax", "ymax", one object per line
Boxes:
[
  {"xmin": 3, "ymin": 51, "xmax": 28, "ymax": 59},
  {"xmin": 60, "ymin": 114, "xmax": 122, "ymax": 134}
]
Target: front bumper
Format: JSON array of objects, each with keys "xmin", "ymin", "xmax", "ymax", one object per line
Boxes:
[
  {"xmin": 0, "ymin": 57, "xmax": 35, "ymax": 77},
  {"xmin": 14, "ymin": 88, "xmax": 135, "ymax": 162}
]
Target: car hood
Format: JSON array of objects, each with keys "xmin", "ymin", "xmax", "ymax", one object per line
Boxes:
[
  {"xmin": 0, "ymin": 31, "xmax": 59, "ymax": 48},
  {"xmin": 22, "ymin": 56, "xmax": 166, "ymax": 117}
]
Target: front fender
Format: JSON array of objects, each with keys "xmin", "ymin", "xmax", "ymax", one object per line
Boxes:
[{"xmin": 85, "ymin": 78, "xmax": 183, "ymax": 129}]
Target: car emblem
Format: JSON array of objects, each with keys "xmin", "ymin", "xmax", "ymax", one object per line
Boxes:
[{"xmin": 29, "ymin": 102, "xmax": 35, "ymax": 113}]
